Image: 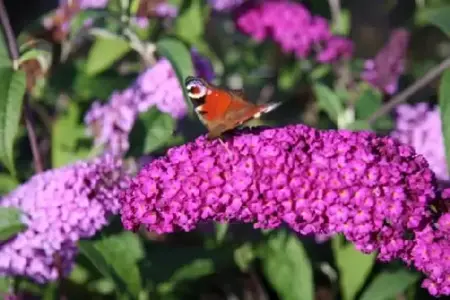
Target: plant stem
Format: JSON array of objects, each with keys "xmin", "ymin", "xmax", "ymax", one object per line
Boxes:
[
  {"xmin": 0, "ymin": 0, "xmax": 44, "ymax": 173},
  {"xmin": 367, "ymin": 56, "xmax": 450, "ymax": 125}
]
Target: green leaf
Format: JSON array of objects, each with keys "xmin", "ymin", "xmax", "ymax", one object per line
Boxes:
[
  {"xmin": 0, "ymin": 173, "xmax": 19, "ymax": 195},
  {"xmin": 156, "ymin": 37, "xmax": 195, "ymax": 115},
  {"xmin": 79, "ymin": 232, "xmax": 144, "ymax": 299},
  {"xmin": 345, "ymin": 120, "xmax": 372, "ymax": 131},
  {"xmin": 0, "ymin": 68, "xmax": 26, "ymax": 176},
  {"xmin": 355, "ymin": 86, "xmax": 383, "ymax": 120},
  {"xmin": 360, "ymin": 270, "xmax": 419, "ymax": 300},
  {"xmin": 313, "ymin": 82, "xmax": 344, "ymax": 123},
  {"xmin": 52, "ymin": 103, "xmax": 90, "ymax": 167},
  {"xmin": 416, "ymin": 6, "xmax": 450, "ymax": 36},
  {"xmin": 174, "ymin": 0, "xmax": 204, "ymax": 44},
  {"xmin": 0, "ymin": 28, "xmax": 11, "ymax": 68},
  {"xmin": 234, "ymin": 242, "xmax": 255, "ymax": 272},
  {"xmin": 85, "ymin": 36, "xmax": 131, "ymax": 76},
  {"xmin": 332, "ymin": 236, "xmax": 376, "ymax": 300},
  {"xmin": 0, "ymin": 207, "xmax": 26, "ymax": 242},
  {"xmin": 439, "ymin": 69, "xmax": 450, "ymax": 173},
  {"xmin": 128, "ymin": 108, "xmax": 176, "ymax": 156},
  {"xmin": 355, "ymin": 85, "xmax": 393, "ymax": 131},
  {"xmin": 0, "ymin": 276, "xmax": 12, "ymax": 294},
  {"xmin": 261, "ymin": 231, "xmax": 314, "ymax": 300}
]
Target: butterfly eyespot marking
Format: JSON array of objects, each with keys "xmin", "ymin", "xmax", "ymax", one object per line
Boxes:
[{"xmin": 185, "ymin": 77, "xmax": 208, "ymax": 99}]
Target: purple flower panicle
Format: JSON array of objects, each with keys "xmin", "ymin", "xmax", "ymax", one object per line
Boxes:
[
  {"xmin": 119, "ymin": 124, "xmax": 450, "ymax": 296},
  {"xmin": 120, "ymin": 124, "xmax": 434, "ymax": 251},
  {"xmin": 361, "ymin": 28, "xmax": 410, "ymax": 95},
  {"xmin": 0, "ymin": 155, "xmax": 128, "ymax": 283},
  {"xmin": 84, "ymin": 51, "xmax": 214, "ymax": 156},
  {"xmin": 236, "ymin": 1, "xmax": 353, "ymax": 62},
  {"xmin": 391, "ymin": 103, "xmax": 449, "ymax": 183}
]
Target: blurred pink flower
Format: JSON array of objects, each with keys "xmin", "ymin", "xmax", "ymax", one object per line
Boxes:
[
  {"xmin": 361, "ymin": 28, "xmax": 410, "ymax": 95},
  {"xmin": 236, "ymin": 1, "xmax": 353, "ymax": 62},
  {"xmin": 391, "ymin": 103, "xmax": 449, "ymax": 183},
  {"xmin": 0, "ymin": 155, "xmax": 127, "ymax": 283}
]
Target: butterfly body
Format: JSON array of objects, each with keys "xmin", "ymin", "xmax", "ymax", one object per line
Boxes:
[{"xmin": 185, "ymin": 76, "xmax": 281, "ymax": 139}]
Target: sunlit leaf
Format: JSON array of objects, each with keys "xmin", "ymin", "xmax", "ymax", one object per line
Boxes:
[
  {"xmin": 174, "ymin": 0, "xmax": 204, "ymax": 44},
  {"xmin": 0, "ymin": 207, "xmax": 26, "ymax": 242},
  {"xmin": 0, "ymin": 173, "xmax": 18, "ymax": 195},
  {"xmin": 0, "ymin": 68, "xmax": 26, "ymax": 176},
  {"xmin": 85, "ymin": 36, "xmax": 131, "ymax": 76}
]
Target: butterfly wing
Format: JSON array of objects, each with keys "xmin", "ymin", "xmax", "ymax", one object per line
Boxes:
[{"xmin": 185, "ymin": 76, "xmax": 281, "ymax": 139}]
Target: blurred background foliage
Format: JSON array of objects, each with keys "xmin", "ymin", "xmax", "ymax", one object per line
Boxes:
[{"xmin": 2, "ymin": 0, "xmax": 450, "ymax": 299}]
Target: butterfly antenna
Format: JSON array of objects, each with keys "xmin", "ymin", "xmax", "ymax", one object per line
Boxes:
[{"xmin": 262, "ymin": 101, "xmax": 282, "ymax": 113}]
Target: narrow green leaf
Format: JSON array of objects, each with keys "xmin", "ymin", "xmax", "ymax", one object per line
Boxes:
[
  {"xmin": 156, "ymin": 37, "xmax": 195, "ymax": 115},
  {"xmin": 174, "ymin": 0, "xmax": 204, "ymax": 44},
  {"xmin": 0, "ymin": 207, "xmax": 26, "ymax": 242},
  {"xmin": 0, "ymin": 68, "xmax": 26, "ymax": 176},
  {"xmin": 0, "ymin": 276, "xmax": 12, "ymax": 294},
  {"xmin": 360, "ymin": 270, "xmax": 419, "ymax": 300},
  {"xmin": 79, "ymin": 232, "xmax": 144, "ymax": 299},
  {"xmin": 439, "ymin": 69, "xmax": 450, "ymax": 173},
  {"xmin": 215, "ymin": 223, "xmax": 228, "ymax": 244},
  {"xmin": 52, "ymin": 103, "xmax": 90, "ymax": 167},
  {"xmin": 261, "ymin": 231, "xmax": 314, "ymax": 300},
  {"xmin": 85, "ymin": 36, "xmax": 131, "ymax": 76},
  {"xmin": 312, "ymin": 82, "xmax": 344, "ymax": 123},
  {"xmin": 416, "ymin": 6, "xmax": 450, "ymax": 36},
  {"xmin": 0, "ymin": 173, "xmax": 19, "ymax": 195},
  {"xmin": 332, "ymin": 236, "xmax": 376, "ymax": 300},
  {"xmin": 0, "ymin": 27, "xmax": 11, "ymax": 67}
]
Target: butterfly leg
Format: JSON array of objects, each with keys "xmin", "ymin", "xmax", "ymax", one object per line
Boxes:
[{"xmin": 218, "ymin": 138, "xmax": 233, "ymax": 158}]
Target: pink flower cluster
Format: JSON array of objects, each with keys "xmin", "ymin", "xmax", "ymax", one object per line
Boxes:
[
  {"xmin": 361, "ymin": 28, "xmax": 410, "ymax": 95},
  {"xmin": 85, "ymin": 53, "xmax": 214, "ymax": 156},
  {"xmin": 0, "ymin": 155, "xmax": 127, "ymax": 283},
  {"xmin": 208, "ymin": 0, "xmax": 245, "ymax": 11},
  {"xmin": 391, "ymin": 103, "xmax": 448, "ymax": 183},
  {"xmin": 236, "ymin": 1, "xmax": 353, "ymax": 62},
  {"xmin": 119, "ymin": 124, "xmax": 450, "ymax": 295}
]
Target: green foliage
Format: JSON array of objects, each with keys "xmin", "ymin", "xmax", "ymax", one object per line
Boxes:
[
  {"xmin": 0, "ymin": 206, "xmax": 26, "ymax": 242},
  {"xmin": 174, "ymin": 0, "xmax": 205, "ymax": 44},
  {"xmin": 128, "ymin": 107, "xmax": 183, "ymax": 156},
  {"xmin": 360, "ymin": 270, "xmax": 419, "ymax": 300},
  {"xmin": 416, "ymin": 5, "xmax": 450, "ymax": 36},
  {"xmin": 0, "ymin": 173, "xmax": 18, "ymax": 194},
  {"xmin": 156, "ymin": 37, "xmax": 195, "ymax": 115},
  {"xmin": 85, "ymin": 36, "xmax": 131, "ymax": 76},
  {"xmin": 312, "ymin": 82, "xmax": 344, "ymax": 124},
  {"xmin": 51, "ymin": 103, "xmax": 91, "ymax": 167},
  {"xmin": 79, "ymin": 232, "xmax": 144, "ymax": 299},
  {"xmin": 261, "ymin": 231, "xmax": 314, "ymax": 300},
  {"xmin": 332, "ymin": 235, "xmax": 376, "ymax": 300},
  {"xmin": 439, "ymin": 69, "xmax": 450, "ymax": 172},
  {"xmin": 0, "ymin": 68, "xmax": 26, "ymax": 176}
]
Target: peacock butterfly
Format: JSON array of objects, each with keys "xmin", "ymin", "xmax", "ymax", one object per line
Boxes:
[{"xmin": 185, "ymin": 76, "xmax": 281, "ymax": 140}]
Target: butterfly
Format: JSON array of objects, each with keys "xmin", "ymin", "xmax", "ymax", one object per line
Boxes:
[{"xmin": 185, "ymin": 76, "xmax": 281, "ymax": 140}]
